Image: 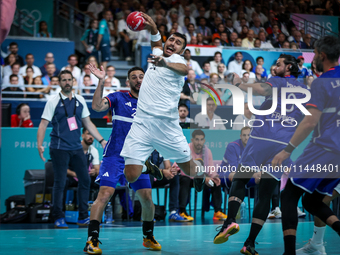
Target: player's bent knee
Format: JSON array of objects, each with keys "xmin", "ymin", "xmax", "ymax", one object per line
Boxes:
[{"xmin": 97, "ymin": 187, "xmax": 115, "ymax": 204}]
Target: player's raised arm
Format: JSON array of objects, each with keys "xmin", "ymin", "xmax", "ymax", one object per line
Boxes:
[
  {"xmin": 140, "ymin": 13, "xmax": 162, "ymax": 51},
  {"xmin": 232, "ymin": 73, "xmax": 272, "ymax": 96},
  {"xmin": 89, "ymin": 63, "xmax": 110, "ymax": 112}
]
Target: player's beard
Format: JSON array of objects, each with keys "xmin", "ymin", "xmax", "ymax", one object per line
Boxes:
[
  {"xmin": 130, "ymin": 85, "xmax": 140, "ymax": 95},
  {"xmin": 314, "ymin": 57, "xmax": 324, "ymax": 73},
  {"xmin": 84, "ymin": 138, "xmax": 93, "ymax": 146}
]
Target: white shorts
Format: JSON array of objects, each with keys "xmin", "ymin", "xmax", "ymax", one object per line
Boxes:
[
  {"xmin": 335, "ymin": 183, "xmax": 340, "ymax": 195},
  {"xmin": 120, "ymin": 117, "xmax": 191, "ymax": 164}
]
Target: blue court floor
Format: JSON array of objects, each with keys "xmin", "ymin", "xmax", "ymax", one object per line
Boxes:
[{"xmin": 1, "ymin": 218, "xmax": 340, "ymax": 255}]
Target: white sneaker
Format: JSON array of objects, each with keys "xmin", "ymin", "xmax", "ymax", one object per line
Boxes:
[
  {"xmin": 297, "ymin": 207, "xmax": 306, "ymax": 218},
  {"xmin": 296, "ymin": 239, "xmax": 326, "ymax": 255},
  {"xmin": 267, "ymin": 207, "xmax": 281, "ymax": 219}
]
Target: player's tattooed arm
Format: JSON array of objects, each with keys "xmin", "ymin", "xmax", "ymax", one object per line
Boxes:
[{"xmin": 259, "ymin": 83, "xmax": 272, "ymax": 96}]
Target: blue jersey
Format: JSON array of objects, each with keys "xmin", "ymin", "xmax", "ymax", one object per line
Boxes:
[
  {"xmin": 220, "ymin": 139, "xmax": 244, "ymax": 169},
  {"xmin": 103, "ymin": 92, "xmax": 137, "ymax": 158},
  {"xmin": 98, "ymin": 19, "xmax": 110, "ymax": 45},
  {"xmin": 306, "ymin": 66, "xmax": 340, "ymax": 154},
  {"xmin": 298, "ymin": 66, "xmax": 308, "ymax": 79},
  {"xmin": 251, "ymin": 76, "xmax": 307, "ymax": 143}
]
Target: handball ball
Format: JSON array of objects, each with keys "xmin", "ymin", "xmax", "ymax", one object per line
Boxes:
[{"xmin": 126, "ymin": 12, "xmax": 146, "ymax": 31}]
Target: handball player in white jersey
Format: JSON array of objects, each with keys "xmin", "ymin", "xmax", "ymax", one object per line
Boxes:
[{"xmin": 121, "ymin": 13, "xmax": 215, "ymax": 191}]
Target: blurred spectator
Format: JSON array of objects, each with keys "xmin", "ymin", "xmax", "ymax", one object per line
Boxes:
[
  {"xmin": 2, "ymin": 63, "xmax": 25, "ymax": 90},
  {"xmin": 287, "ymin": 27, "xmax": 298, "ymax": 42},
  {"xmin": 159, "ymin": 24, "xmax": 169, "ymax": 43},
  {"xmin": 4, "ymin": 42, "xmax": 24, "ymax": 66},
  {"xmin": 196, "ymin": 17, "xmax": 212, "ymax": 44},
  {"xmin": 196, "ymin": 33, "xmax": 207, "ymax": 45},
  {"xmin": 268, "ymin": 24, "xmax": 280, "ymax": 46},
  {"xmin": 102, "ymin": 77, "xmax": 115, "ymax": 97},
  {"xmin": 23, "ymin": 66, "xmax": 34, "ymax": 85},
  {"xmin": 213, "ymin": 37, "xmax": 221, "ymax": 47},
  {"xmin": 245, "ymin": 0, "xmax": 255, "ymax": 22},
  {"xmin": 26, "ymin": 76, "xmax": 50, "ymax": 99},
  {"xmin": 200, "ymin": 61, "xmax": 211, "ymax": 80},
  {"xmin": 303, "ymin": 34, "xmax": 313, "ymax": 49},
  {"xmin": 3, "ymin": 53, "xmax": 16, "ymax": 76},
  {"xmin": 194, "ymin": 97, "xmax": 226, "ymax": 130},
  {"xmin": 87, "ymin": 0, "xmax": 104, "ymax": 19},
  {"xmin": 205, "ymin": 2, "xmax": 222, "ymax": 19},
  {"xmin": 234, "ymin": 17, "xmax": 248, "ymax": 35},
  {"xmin": 45, "ymin": 76, "xmax": 61, "ymax": 100},
  {"xmin": 105, "ymin": 65, "xmax": 121, "ymax": 89},
  {"xmin": 241, "ymin": 60, "xmax": 255, "ymax": 80},
  {"xmin": 167, "ymin": 8, "xmax": 183, "ymax": 33},
  {"xmin": 250, "ymin": 17, "xmax": 265, "ymax": 35},
  {"xmin": 180, "ymin": 70, "xmax": 199, "ymax": 105},
  {"xmin": 190, "ymin": 35, "xmax": 198, "ymax": 45},
  {"xmin": 241, "ymin": 29, "xmax": 255, "ymax": 48},
  {"xmin": 229, "ymin": 32, "xmax": 238, "ymax": 46},
  {"xmin": 97, "ymin": 0, "xmax": 111, "ymax": 20},
  {"xmin": 258, "ymin": 31, "xmax": 273, "ymax": 48},
  {"xmin": 306, "ymin": 75, "xmax": 314, "ymax": 89},
  {"xmin": 290, "ymin": 42, "xmax": 298, "ymax": 50},
  {"xmin": 81, "ymin": 19, "xmax": 99, "ymax": 61},
  {"xmin": 183, "ymin": 49, "xmax": 203, "ymax": 76},
  {"xmin": 210, "ymin": 73, "xmax": 219, "ymax": 85},
  {"xmin": 221, "ymin": 9, "xmax": 231, "ymax": 24},
  {"xmin": 87, "ymin": 56, "xmax": 99, "ymax": 68},
  {"xmin": 209, "ymin": 51, "xmax": 223, "ymax": 74},
  {"xmin": 2, "ymin": 74, "xmax": 24, "ymax": 98},
  {"xmin": 147, "ymin": 0, "xmax": 162, "ymax": 17},
  {"xmin": 267, "ymin": 65, "xmax": 276, "ymax": 79},
  {"xmin": 273, "ymin": 33, "xmax": 286, "ymax": 48},
  {"xmin": 232, "ymin": 103, "xmax": 255, "ymax": 130},
  {"xmin": 255, "ymin": 65, "xmax": 267, "ymax": 82},
  {"xmin": 217, "ymin": 63, "xmax": 226, "ymax": 80},
  {"xmin": 61, "ymin": 54, "xmax": 81, "ymax": 82},
  {"xmin": 82, "ymin": 75, "xmax": 96, "ymax": 99},
  {"xmin": 98, "ymin": 10, "xmax": 113, "ymax": 67},
  {"xmin": 297, "ymin": 56, "xmax": 308, "ymax": 81},
  {"xmin": 225, "ymin": 18, "xmax": 236, "ymax": 39},
  {"xmin": 242, "ymin": 72, "xmax": 250, "ymax": 83},
  {"xmin": 289, "ymin": 31, "xmax": 307, "ymax": 49},
  {"xmin": 36, "ymin": 21, "xmax": 52, "ymax": 37},
  {"xmin": 42, "ymin": 63, "xmax": 56, "ymax": 85},
  {"xmin": 155, "ymin": 14, "xmax": 167, "ymax": 28},
  {"xmin": 40, "ymin": 52, "xmax": 59, "ymax": 77},
  {"xmin": 185, "ymin": 23, "xmax": 197, "ymax": 42},
  {"xmin": 212, "ymin": 23, "xmax": 226, "ymax": 40},
  {"xmin": 232, "ymin": 6, "xmax": 248, "ymax": 23},
  {"xmin": 11, "ymin": 103, "xmax": 33, "ymax": 127},
  {"xmin": 252, "ymin": 57, "xmax": 267, "ymax": 77},
  {"xmin": 228, "ymin": 52, "xmax": 244, "ymax": 76},
  {"xmin": 179, "ymin": 6, "xmax": 196, "ymax": 28},
  {"xmin": 178, "ymin": 104, "xmax": 194, "ymax": 123},
  {"xmin": 254, "ymin": 38, "xmax": 261, "ymax": 48},
  {"xmin": 80, "ymin": 64, "xmax": 99, "ymax": 90},
  {"xmin": 19, "ymin": 53, "xmax": 42, "ymax": 78},
  {"xmin": 239, "ymin": 25, "xmax": 249, "ymax": 39},
  {"xmin": 282, "ymin": 41, "xmax": 290, "ymax": 48},
  {"xmin": 220, "ymin": 32, "xmax": 230, "ymax": 46},
  {"xmin": 254, "ymin": 3, "xmax": 268, "ymax": 25},
  {"xmin": 195, "ymin": 7, "xmax": 207, "ymax": 25}
]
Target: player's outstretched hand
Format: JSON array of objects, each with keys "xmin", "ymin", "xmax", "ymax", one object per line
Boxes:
[
  {"xmin": 272, "ymin": 150, "xmax": 290, "ymax": 168},
  {"xmin": 148, "ymin": 54, "xmax": 167, "ymax": 67},
  {"xmin": 89, "ymin": 63, "xmax": 106, "ymax": 80},
  {"xmin": 140, "ymin": 12, "xmax": 157, "ymax": 30},
  {"xmin": 232, "ymin": 73, "xmax": 242, "ymax": 85}
]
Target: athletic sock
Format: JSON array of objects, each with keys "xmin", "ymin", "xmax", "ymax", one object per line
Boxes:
[
  {"xmin": 331, "ymin": 221, "xmax": 340, "ymax": 236},
  {"xmin": 284, "ymin": 235, "xmax": 296, "ymax": 255},
  {"xmin": 88, "ymin": 220, "xmax": 100, "ymax": 239},
  {"xmin": 248, "ymin": 223, "xmax": 263, "ymax": 243},
  {"xmin": 143, "ymin": 220, "xmax": 154, "ymax": 238},
  {"xmin": 142, "ymin": 165, "xmax": 147, "ymax": 173},
  {"xmin": 311, "ymin": 226, "xmax": 326, "ymax": 245}
]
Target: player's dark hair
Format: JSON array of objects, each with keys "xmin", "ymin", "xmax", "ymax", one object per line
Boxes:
[
  {"xmin": 178, "ymin": 103, "xmax": 189, "ymax": 110},
  {"xmin": 240, "ymin": 126, "xmax": 251, "ymax": 134},
  {"xmin": 82, "ymin": 127, "xmax": 88, "ymax": 134},
  {"xmin": 84, "ymin": 74, "xmax": 91, "ymax": 79},
  {"xmin": 279, "ymin": 54, "xmax": 300, "ymax": 78},
  {"xmin": 16, "ymin": 103, "xmax": 29, "ymax": 115},
  {"xmin": 214, "ymin": 51, "xmax": 222, "ymax": 57},
  {"xmin": 58, "ymin": 70, "xmax": 74, "ymax": 81},
  {"xmin": 9, "ymin": 42, "xmax": 18, "ymax": 47},
  {"xmin": 9, "ymin": 74, "xmax": 18, "ymax": 80},
  {"xmin": 207, "ymin": 97, "xmax": 214, "ymax": 103},
  {"xmin": 192, "ymin": 129, "xmax": 205, "ymax": 138},
  {"xmin": 235, "ymin": 51, "xmax": 243, "ymax": 56},
  {"xmin": 25, "ymin": 53, "xmax": 33, "ymax": 59},
  {"xmin": 314, "ymin": 36, "xmax": 340, "ymax": 62},
  {"xmin": 51, "ymin": 75, "xmax": 59, "ymax": 80},
  {"xmin": 184, "ymin": 48, "xmax": 191, "ymax": 54},
  {"xmin": 171, "ymin": 32, "xmax": 187, "ymax": 50},
  {"xmin": 68, "ymin": 54, "xmax": 78, "ymax": 61},
  {"xmin": 11, "ymin": 62, "xmax": 20, "ymax": 69},
  {"xmin": 203, "ymin": 61, "xmax": 210, "ymax": 67},
  {"xmin": 128, "ymin": 67, "xmax": 145, "ymax": 79}
]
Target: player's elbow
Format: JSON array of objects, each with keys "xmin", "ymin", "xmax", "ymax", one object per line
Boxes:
[{"xmin": 92, "ymin": 103, "xmax": 103, "ymax": 112}]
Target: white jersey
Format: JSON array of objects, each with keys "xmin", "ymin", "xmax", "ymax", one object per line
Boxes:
[{"xmin": 136, "ymin": 48, "xmax": 186, "ymax": 120}]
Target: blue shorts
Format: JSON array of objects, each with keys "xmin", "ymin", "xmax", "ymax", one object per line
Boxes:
[
  {"xmin": 290, "ymin": 143, "xmax": 340, "ymax": 196},
  {"xmin": 100, "ymin": 44, "xmax": 111, "ymax": 62},
  {"xmin": 96, "ymin": 156, "xmax": 151, "ymax": 192},
  {"xmin": 240, "ymin": 136, "xmax": 293, "ymax": 180}
]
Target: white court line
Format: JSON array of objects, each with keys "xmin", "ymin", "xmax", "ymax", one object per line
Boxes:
[
  {"xmin": 176, "ymin": 239, "xmax": 190, "ymax": 242},
  {"xmin": 203, "ymin": 241, "xmax": 213, "ymax": 243},
  {"xmin": 67, "ymin": 237, "xmax": 81, "ymax": 239},
  {"xmin": 122, "ymin": 239, "xmax": 136, "ymax": 240},
  {"xmin": 39, "ymin": 237, "xmax": 54, "ymax": 239},
  {"xmin": 231, "ymin": 241, "xmax": 244, "ymax": 244},
  {"xmin": 12, "ymin": 237, "xmax": 26, "ymax": 239},
  {"xmin": 258, "ymin": 242, "xmax": 272, "ymax": 245}
]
